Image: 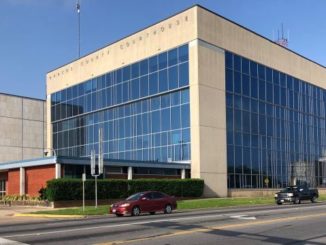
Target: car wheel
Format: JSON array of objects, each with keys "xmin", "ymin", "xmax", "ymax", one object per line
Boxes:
[
  {"xmin": 149, "ymin": 212, "xmax": 156, "ymax": 215},
  {"xmin": 276, "ymin": 202, "xmax": 282, "ymax": 205},
  {"xmin": 131, "ymin": 206, "xmax": 140, "ymax": 216},
  {"xmin": 311, "ymin": 196, "xmax": 317, "ymax": 203},
  {"xmin": 294, "ymin": 197, "xmax": 300, "ymax": 204},
  {"xmin": 164, "ymin": 204, "xmax": 172, "ymax": 214}
]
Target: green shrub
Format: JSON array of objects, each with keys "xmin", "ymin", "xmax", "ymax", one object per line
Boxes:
[{"xmin": 45, "ymin": 178, "xmax": 204, "ymax": 201}]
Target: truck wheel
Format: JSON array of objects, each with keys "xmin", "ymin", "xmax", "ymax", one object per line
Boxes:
[
  {"xmin": 294, "ymin": 197, "xmax": 300, "ymax": 204},
  {"xmin": 276, "ymin": 201, "xmax": 282, "ymax": 205},
  {"xmin": 311, "ymin": 196, "xmax": 317, "ymax": 203}
]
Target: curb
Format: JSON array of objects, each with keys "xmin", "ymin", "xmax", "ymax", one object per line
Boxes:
[{"xmin": 14, "ymin": 213, "xmax": 85, "ymax": 218}]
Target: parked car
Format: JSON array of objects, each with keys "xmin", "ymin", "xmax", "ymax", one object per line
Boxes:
[
  {"xmin": 274, "ymin": 186, "xmax": 319, "ymax": 205},
  {"xmin": 109, "ymin": 191, "xmax": 177, "ymax": 217}
]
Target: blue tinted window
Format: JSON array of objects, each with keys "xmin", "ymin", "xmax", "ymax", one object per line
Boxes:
[
  {"xmin": 179, "ymin": 63, "xmax": 189, "ymax": 87},
  {"xmin": 149, "ymin": 73, "xmax": 158, "ymax": 95},
  {"xmin": 168, "ymin": 66, "xmax": 178, "ymax": 90},
  {"xmin": 251, "ymin": 77, "xmax": 258, "ymax": 98},
  {"xmin": 131, "ymin": 78, "xmax": 139, "ymax": 100},
  {"xmin": 226, "ymin": 69, "xmax": 233, "ymax": 92},
  {"xmin": 234, "ymin": 55, "xmax": 241, "ymax": 72},
  {"xmin": 242, "ymin": 58, "xmax": 249, "ymax": 75},
  {"xmin": 178, "ymin": 44, "xmax": 188, "ymax": 62},
  {"xmin": 181, "ymin": 90, "xmax": 189, "ymax": 104},
  {"xmin": 242, "ymin": 74, "xmax": 250, "ymax": 96},
  {"xmin": 168, "ymin": 49, "xmax": 178, "ymax": 66},
  {"xmin": 140, "ymin": 76, "xmax": 148, "ymax": 97},
  {"xmin": 171, "ymin": 106, "xmax": 180, "ymax": 129},
  {"xmin": 225, "ymin": 52, "xmax": 233, "ymax": 69},
  {"xmin": 159, "ymin": 69, "xmax": 168, "ymax": 92},
  {"xmin": 171, "ymin": 91, "xmax": 180, "ymax": 106},
  {"xmin": 258, "ymin": 64, "xmax": 265, "ymax": 80},
  {"xmin": 250, "ymin": 61, "xmax": 257, "ymax": 77},
  {"xmin": 123, "ymin": 66, "xmax": 130, "ymax": 81},
  {"xmin": 131, "ymin": 63, "xmax": 139, "ymax": 78},
  {"xmin": 158, "ymin": 52, "xmax": 167, "ymax": 69},
  {"xmin": 234, "ymin": 72, "xmax": 241, "ymax": 94},
  {"xmin": 149, "ymin": 56, "xmax": 158, "ymax": 72},
  {"xmin": 140, "ymin": 59, "xmax": 148, "ymax": 76}
]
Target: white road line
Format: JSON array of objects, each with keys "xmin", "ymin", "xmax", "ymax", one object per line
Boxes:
[
  {"xmin": 0, "ymin": 237, "xmax": 29, "ymax": 245},
  {"xmin": 230, "ymin": 215, "xmax": 256, "ymax": 220},
  {"xmin": 4, "ymin": 204, "xmax": 326, "ymax": 239}
]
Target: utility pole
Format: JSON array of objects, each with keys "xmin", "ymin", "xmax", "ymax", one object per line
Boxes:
[{"xmin": 76, "ymin": 0, "xmax": 81, "ymax": 58}]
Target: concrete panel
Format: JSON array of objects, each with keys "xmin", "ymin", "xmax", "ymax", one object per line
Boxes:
[
  {"xmin": 23, "ymin": 99, "xmax": 45, "ymax": 121},
  {"xmin": 201, "ymin": 172, "xmax": 227, "ymax": 197},
  {"xmin": 0, "ymin": 94, "xmax": 22, "ymax": 118},
  {"xmin": 190, "ymin": 39, "xmax": 227, "ymax": 197},
  {"xmin": 0, "ymin": 117, "xmax": 22, "ymax": 147},
  {"xmin": 199, "ymin": 127, "xmax": 227, "ymax": 174},
  {"xmin": 22, "ymin": 148, "xmax": 44, "ymax": 160},
  {"xmin": 0, "ymin": 147, "xmax": 22, "ymax": 163},
  {"xmin": 23, "ymin": 120, "xmax": 44, "ymax": 148},
  {"xmin": 198, "ymin": 87, "xmax": 226, "ymax": 129}
]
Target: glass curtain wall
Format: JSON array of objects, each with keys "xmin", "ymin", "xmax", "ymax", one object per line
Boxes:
[
  {"xmin": 225, "ymin": 51, "xmax": 326, "ymax": 188},
  {"xmin": 51, "ymin": 44, "xmax": 190, "ymax": 163}
]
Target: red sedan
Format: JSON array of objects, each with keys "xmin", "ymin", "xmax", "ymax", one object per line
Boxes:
[{"xmin": 110, "ymin": 191, "xmax": 177, "ymax": 217}]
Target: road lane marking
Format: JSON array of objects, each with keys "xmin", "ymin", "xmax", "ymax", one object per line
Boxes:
[
  {"xmin": 4, "ymin": 204, "xmax": 326, "ymax": 239},
  {"xmin": 0, "ymin": 237, "xmax": 29, "ymax": 245},
  {"xmin": 230, "ymin": 215, "xmax": 256, "ymax": 220},
  {"xmin": 96, "ymin": 212, "xmax": 326, "ymax": 245}
]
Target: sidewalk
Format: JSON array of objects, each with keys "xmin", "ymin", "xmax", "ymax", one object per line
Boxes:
[{"xmin": 0, "ymin": 206, "xmax": 52, "ymax": 224}]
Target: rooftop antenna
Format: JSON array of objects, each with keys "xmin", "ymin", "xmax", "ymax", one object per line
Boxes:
[
  {"xmin": 275, "ymin": 23, "xmax": 288, "ymax": 48},
  {"xmin": 76, "ymin": 0, "xmax": 81, "ymax": 58}
]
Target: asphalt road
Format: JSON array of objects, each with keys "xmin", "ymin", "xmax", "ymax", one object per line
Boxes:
[{"xmin": 1, "ymin": 202, "xmax": 326, "ymax": 245}]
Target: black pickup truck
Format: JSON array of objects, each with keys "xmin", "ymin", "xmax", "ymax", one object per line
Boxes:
[{"xmin": 274, "ymin": 186, "xmax": 319, "ymax": 205}]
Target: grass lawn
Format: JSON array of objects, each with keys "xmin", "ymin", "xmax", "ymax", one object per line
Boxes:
[
  {"xmin": 30, "ymin": 194, "xmax": 326, "ymax": 216},
  {"xmin": 32, "ymin": 205, "xmax": 110, "ymax": 216}
]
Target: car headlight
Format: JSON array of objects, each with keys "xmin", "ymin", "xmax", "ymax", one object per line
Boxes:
[
  {"xmin": 274, "ymin": 194, "xmax": 278, "ymax": 197},
  {"xmin": 110, "ymin": 204, "xmax": 113, "ymax": 208},
  {"xmin": 287, "ymin": 193, "xmax": 293, "ymax": 197},
  {"xmin": 120, "ymin": 203, "xmax": 130, "ymax": 207}
]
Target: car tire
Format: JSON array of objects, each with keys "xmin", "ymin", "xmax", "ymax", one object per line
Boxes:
[
  {"xmin": 294, "ymin": 197, "xmax": 300, "ymax": 204},
  {"xmin": 276, "ymin": 202, "xmax": 282, "ymax": 205},
  {"xmin": 164, "ymin": 204, "xmax": 172, "ymax": 214},
  {"xmin": 131, "ymin": 206, "xmax": 140, "ymax": 216},
  {"xmin": 149, "ymin": 212, "xmax": 156, "ymax": 215},
  {"xmin": 116, "ymin": 213, "xmax": 123, "ymax": 217},
  {"xmin": 311, "ymin": 196, "xmax": 317, "ymax": 203}
]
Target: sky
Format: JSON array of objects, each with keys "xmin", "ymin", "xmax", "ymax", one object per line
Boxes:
[{"xmin": 0, "ymin": 0, "xmax": 325, "ymax": 100}]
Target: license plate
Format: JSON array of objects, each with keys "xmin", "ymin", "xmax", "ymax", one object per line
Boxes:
[{"xmin": 280, "ymin": 200, "xmax": 284, "ymax": 202}]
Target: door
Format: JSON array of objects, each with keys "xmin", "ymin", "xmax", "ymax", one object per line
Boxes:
[
  {"xmin": 0, "ymin": 180, "xmax": 6, "ymax": 199},
  {"xmin": 139, "ymin": 193, "xmax": 155, "ymax": 212},
  {"xmin": 151, "ymin": 192, "xmax": 166, "ymax": 211}
]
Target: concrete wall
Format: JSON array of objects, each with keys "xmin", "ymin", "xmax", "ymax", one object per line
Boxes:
[{"xmin": 0, "ymin": 94, "xmax": 46, "ymax": 163}]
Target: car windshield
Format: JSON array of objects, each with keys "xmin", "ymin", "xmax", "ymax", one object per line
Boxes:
[
  {"xmin": 126, "ymin": 192, "xmax": 144, "ymax": 201},
  {"xmin": 280, "ymin": 187, "xmax": 297, "ymax": 193}
]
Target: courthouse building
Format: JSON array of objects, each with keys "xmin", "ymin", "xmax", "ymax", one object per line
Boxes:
[{"xmin": 2, "ymin": 5, "xmax": 326, "ymax": 197}]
